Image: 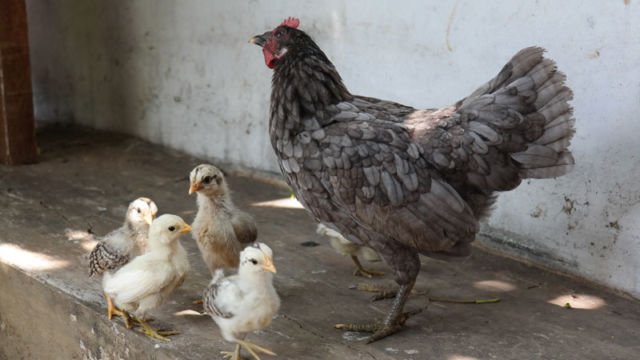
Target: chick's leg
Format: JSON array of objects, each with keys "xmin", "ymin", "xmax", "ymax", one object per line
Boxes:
[
  {"xmin": 236, "ymin": 339, "xmax": 276, "ymax": 360},
  {"xmin": 351, "ymin": 256, "xmax": 384, "ymax": 278},
  {"xmin": 220, "ymin": 344, "xmax": 241, "ymax": 360},
  {"xmin": 132, "ymin": 316, "xmax": 179, "ymax": 341},
  {"xmin": 105, "ymin": 293, "xmax": 132, "ymax": 328}
]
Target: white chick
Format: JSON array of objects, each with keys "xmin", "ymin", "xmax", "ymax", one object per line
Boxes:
[
  {"xmin": 189, "ymin": 164, "xmax": 257, "ymax": 280},
  {"xmin": 89, "ymin": 197, "xmax": 158, "ymax": 325},
  {"xmin": 316, "ymin": 223, "xmax": 383, "ymax": 278},
  {"xmin": 203, "ymin": 243, "xmax": 280, "ymax": 360},
  {"xmin": 103, "ymin": 214, "xmax": 191, "ymax": 340}
]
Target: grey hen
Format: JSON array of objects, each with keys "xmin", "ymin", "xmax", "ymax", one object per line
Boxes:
[{"xmin": 250, "ymin": 17, "xmax": 575, "ymax": 342}]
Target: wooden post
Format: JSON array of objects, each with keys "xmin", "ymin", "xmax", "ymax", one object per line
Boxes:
[{"xmin": 0, "ymin": 0, "xmax": 37, "ymax": 165}]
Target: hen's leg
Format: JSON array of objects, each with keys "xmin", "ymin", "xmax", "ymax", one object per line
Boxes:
[{"xmin": 336, "ymin": 245, "xmax": 421, "ymax": 342}]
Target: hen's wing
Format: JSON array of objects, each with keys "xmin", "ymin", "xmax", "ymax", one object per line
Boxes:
[
  {"xmin": 103, "ymin": 255, "xmax": 176, "ymax": 304},
  {"xmin": 284, "ymin": 100, "xmax": 479, "ymax": 256},
  {"xmin": 203, "ymin": 277, "xmax": 242, "ymax": 319},
  {"xmin": 89, "ymin": 241, "xmax": 129, "ymax": 276}
]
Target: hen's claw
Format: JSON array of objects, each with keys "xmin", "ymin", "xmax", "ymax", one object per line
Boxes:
[{"xmin": 335, "ymin": 308, "xmax": 421, "ymax": 337}]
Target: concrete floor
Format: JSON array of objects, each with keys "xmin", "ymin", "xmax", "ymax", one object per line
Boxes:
[{"xmin": 0, "ymin": 125, "xmax": 638, "ymax": 360}]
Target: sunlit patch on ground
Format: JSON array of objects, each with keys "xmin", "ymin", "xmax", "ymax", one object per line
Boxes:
[
  {"xmin": 0, "ymin": 243, "xmax": 70, "ymax": 271},
  {"xmin": 252, "ymin": 197, "xmax": 304, "ymax": 209},
  {"xmin": 473, "ymin": 279, "xmax": 517, "ymax": 292},
  {"xmin": 174, "ymin": 309, "xmax": 205, "ymax": 317},
  {"xmin": 448, "ymin": 355, "xmax": 479, "ymax": 360},
  {"xmin": 65, "ymin": 229, "xmax": 98, "ymax": 251},
  {"xmin": 548, "ymin": 294, "xmax": 606, "ymax": 310}
]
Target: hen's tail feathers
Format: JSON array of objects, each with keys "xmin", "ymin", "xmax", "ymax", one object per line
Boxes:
[{"xmin": 458, "ymin": 46, "xmax": 575, "ymax": 180}]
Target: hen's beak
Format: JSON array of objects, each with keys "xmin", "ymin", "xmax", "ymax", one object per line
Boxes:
[
  {"xmin": 249, "ymin": 31, "xmax": 271, "ymax": 47},
  {"xmin": 262, "ymin": 257, "xmax": 277, "ymax": 273},
  {"xmin": 188, "ymin": 182, "xmax": 201, "ymax": 195},
  {"xmin": 180, "ymin": 224, "xmax": 192, "ymax": 234}
]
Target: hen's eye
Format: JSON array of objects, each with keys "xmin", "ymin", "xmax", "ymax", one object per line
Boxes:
[
  {"xmin": 136, "ymin": 208, "xmax": 142, "ymax": 214},
  {"xmin": 168, "ymin": 226, "xmax": 175, "ymax": 232},
  {"xmin": 275, "ymin": 30, "xmax": 282, "ymax": 38},
  {"xmin": 203, "ymin": 176, "xmax": 212, "ymax": 184},
  {"xmin": 250, "ymin": 259, "xmax": 258, "ymax": 265}
]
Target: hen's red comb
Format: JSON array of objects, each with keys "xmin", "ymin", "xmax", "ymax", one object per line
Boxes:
[{"xmin": 280, "ymin": 17, "xmax": 300, "ymax": 28}]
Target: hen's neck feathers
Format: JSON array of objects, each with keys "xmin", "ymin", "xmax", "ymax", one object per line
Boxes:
[{"xmin": 270, "ymin": 39, "xmax": 352, "ymax": 142}]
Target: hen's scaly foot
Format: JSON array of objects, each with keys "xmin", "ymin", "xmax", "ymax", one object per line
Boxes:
[
  {"xmin": 236, "ymin": 339, "xmax": 276, "ymax": 360},
  {"xmin": 351, "ymin": 256, "xmax": 384, "ymax": 278},
  {"xmin": 338, "ymin": 281, "xmax": 419, "ymax": 343},
  {"xmin": 133, "ymin": 317, "xmax": 178, "ymax": 341},
  {"xmin": 335, "ymin": 308, "xmax": 422, "ymax": 342},
  {"xmin": 105, "ymin": 293, "xmax": 133, "ymax": 328}
]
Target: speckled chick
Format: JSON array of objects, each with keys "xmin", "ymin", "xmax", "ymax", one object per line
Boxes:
[
  {"xmin": 203, "ymin": 243, "xmax": 280, "ymax": 360},
  {"xmin": 89, "ymin": 197, "xmax": 158, "ymax": 277}
]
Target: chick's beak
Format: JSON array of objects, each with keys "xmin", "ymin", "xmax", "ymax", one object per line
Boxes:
[
  {"xmin": 262, "ymin": 257, "xmax": 277, "ymax": 273},
  {"xmin": 188, "ymin": 182, "xmax": 201, "ymax": 195},
  {"xmin": 144, "ymin": 212, "xmax": 154, "ymax": 225},
  {"xmin": 249, "ymin": 31, "xmax": 271, "ymax": 47},
  {"xmin": 180, "ymin": 224, "xmax": 192, "ymax": 234}
]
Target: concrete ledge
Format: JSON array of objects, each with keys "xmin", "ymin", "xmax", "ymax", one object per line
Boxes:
[{"xmin": 1, "ymin": 125, "xmax": 639, "ymax": 360}]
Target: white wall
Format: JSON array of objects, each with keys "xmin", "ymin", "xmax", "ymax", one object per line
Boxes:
[{"xmin": 26, "ymin": 1, "xmax": 640, "ymax": 297}]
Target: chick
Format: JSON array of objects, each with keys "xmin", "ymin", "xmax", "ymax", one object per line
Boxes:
[
  {"xmin": 103, "ymin": 214, "xmax": 191, "ymax": 340},
  {"xmin": 189, "ymin": 164, "xmax": 257, "ymax": 280},
  {"xmin": 203, "ymin": 243, "xmax": 280, "ymax": 360},
  {"xmin": 89, "ymin": 197, "xmax": 158, "ymax": 325},
  {"xmin": 316, "ymin": 223, "xmax": 383, "ymax": 278}
]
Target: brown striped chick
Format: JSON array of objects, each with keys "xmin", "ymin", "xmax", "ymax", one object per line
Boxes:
[
  {"xmin": 89, "ymin": 197, "xmax": 158, "ymax": 326},
  {"xmin": 203, "ymin": 243, "xmax": 280, "ymax": 360},
  {"xmin": 316, "ymin": 223, "xmax": 383, "ymax": 278},
  {"xmin": 103, "ymin": 214, "xmax": 191, "ymax": 341},
  {"xmin": 189, "ymin": 164, "xmax": 257, "ymax": 281}
]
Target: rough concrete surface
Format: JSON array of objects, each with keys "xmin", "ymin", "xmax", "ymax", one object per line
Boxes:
[{"xmin": 0, "ymin": 126, "xmax": 639, "ymax": 360}]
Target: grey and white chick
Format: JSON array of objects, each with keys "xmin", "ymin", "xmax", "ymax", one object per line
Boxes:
[
  {"xmin": 316, "ymin": 223, "xmax": 383, "ymax": 278},
  {"xmin": 103, "ymin": 214, "xmax": 191, "ymax": 340},
  {"xmin": 189, "ymin": 164, "xmax": 257, "ymax": 280},
  {"xmin": 88, "ymin": 197, "xmax": 158, "ymax": 324},
  {"xmin": 203, "ymin": 243, "xmax": 280, "ymax": 360}
]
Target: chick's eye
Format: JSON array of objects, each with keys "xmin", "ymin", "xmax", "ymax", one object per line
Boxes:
[
  {"xmin": 203, "ymin": 176, "xmax": 212, "ymax": 184},
  {"xmin": 168, "ymin": 226, "xmax": 175, "ymax": 232},
  {"xmin": 136, "ymin": 208, "xmax": 142, "ymax": 214},
  {"xmin": 250, "ymin": 259, "xmax": 258, "ymax": 265}
]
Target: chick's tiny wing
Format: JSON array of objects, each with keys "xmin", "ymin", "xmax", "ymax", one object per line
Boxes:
[{"xmin": 203, "ymin": 278, "xmax": 242, "ymax": 319}]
